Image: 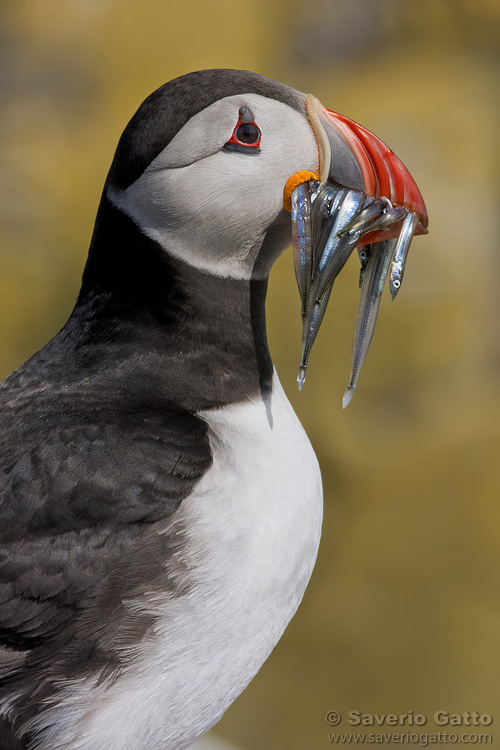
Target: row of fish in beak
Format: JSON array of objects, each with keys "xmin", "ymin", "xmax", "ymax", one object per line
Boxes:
[{"xmin": 291, "ymin": 179, "xmax": 420, "ymax": 407}]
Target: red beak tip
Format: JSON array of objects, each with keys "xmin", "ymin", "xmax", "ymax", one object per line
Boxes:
[{"xmin": 323, "ymin": 106, "xmax": 427, "ymax": 233}]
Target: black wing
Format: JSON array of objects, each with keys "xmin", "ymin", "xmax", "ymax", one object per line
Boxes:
[{"xmin": 0, "ymin": 374, "xmax": 212, "ymax": 694}]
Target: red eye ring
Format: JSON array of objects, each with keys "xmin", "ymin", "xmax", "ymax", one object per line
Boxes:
[{"xmin": 224, "ymin": 107, "xmax": 261, "ymax": 153}]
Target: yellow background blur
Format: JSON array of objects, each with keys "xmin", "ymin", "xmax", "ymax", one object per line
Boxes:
[{"xmin": 0, "ymin": 1, "xmax": 499, "ymax": 748}]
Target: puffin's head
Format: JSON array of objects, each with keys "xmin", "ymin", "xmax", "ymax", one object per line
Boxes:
[
  {"xmin": 104, "ymin": 69, "xmax": 426, "ymax": 281},
  {"xmin": 88, "ymin": 69, "xmax": 427, "ymax": 403},
  {"xmin": 105, "ymin": 70, "xmax": 319, "ymax": 280}
]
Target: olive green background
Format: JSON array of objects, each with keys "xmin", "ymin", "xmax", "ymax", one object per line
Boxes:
[{"xmin": 0, "ymin": 1, "xmax": 498, "ymax": 748}]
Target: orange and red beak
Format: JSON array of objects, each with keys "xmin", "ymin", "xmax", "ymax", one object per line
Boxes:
[{"xmin": 306, "ymin": 94, "xmax": 428, "ymax": 245}]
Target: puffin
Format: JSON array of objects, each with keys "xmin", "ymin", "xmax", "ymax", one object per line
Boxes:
[{"xmin": 0, "ymin": 70, "xmax": 427, "ymax": 750}]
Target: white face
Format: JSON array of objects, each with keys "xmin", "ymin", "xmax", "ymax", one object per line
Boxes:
[{"xmin": 108, "ymin": 93, "xmax": 319, "ymax": 279}]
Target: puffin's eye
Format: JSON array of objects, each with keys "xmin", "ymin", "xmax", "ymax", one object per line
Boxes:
[
  {"xmin": 235, "ymin": 123, "xmax": 260, "ymax": 144},
  {"xmin": 224, "ymin": 107, "xmax": 261, "ymax": 154}
]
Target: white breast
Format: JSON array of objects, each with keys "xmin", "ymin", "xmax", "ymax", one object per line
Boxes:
[{"xmin": 41, "ymin": 373, "xmax": 323, "ymax": 750}]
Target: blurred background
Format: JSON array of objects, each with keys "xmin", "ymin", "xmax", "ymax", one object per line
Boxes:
[{"xmin": 0, "ymin": 1, "xmax": 499, "ymax": 747}]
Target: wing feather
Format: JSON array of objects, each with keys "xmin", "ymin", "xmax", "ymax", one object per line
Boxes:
[{"xmin": 0, "ymin": 388, "xmax": 212, "ymax": 667}]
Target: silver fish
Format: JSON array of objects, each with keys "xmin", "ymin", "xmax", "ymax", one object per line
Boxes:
[
  {"xmin": 295, "ymin": 189, "xmax": 360, "ymax": 387},
  {"xmin": 297, "ymin": 284, "xmax": 333, "ymax": 389},
  {"xmin": 389, "ymin": 212, "xmax": 419, "ymax": 300},
  {"xmin": 357, "ymin": 245, "xmax": 371, "ymax": 288},
  {"xmin": 290, "ymin": 176, "xmax": 425, "ymax": 404},
  {"xmin": 313, "ymin": 190, "xmax": 366, "ymax": 302},
  {"xmin": 343, "ymin": 239, "xmax": 396, "ymax": 409},
  {"xmin": 291, "ymin": 180, "xmax": 318, "ymax": 313},
  {"xmin": 364, "ymin": 204, "xmax": 408, "ymax": 236},
  {"xmin": 310, "ymin": 185, "xmax": 348, "ymax": 276},
  {"xmin": 338, "ymin": 196, "xmax": 391, "ymax": 238}
]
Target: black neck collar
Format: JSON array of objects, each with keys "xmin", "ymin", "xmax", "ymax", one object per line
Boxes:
[{"xmin": 68, "ymin": 197, "xmax": 274, "ymax": 412}]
